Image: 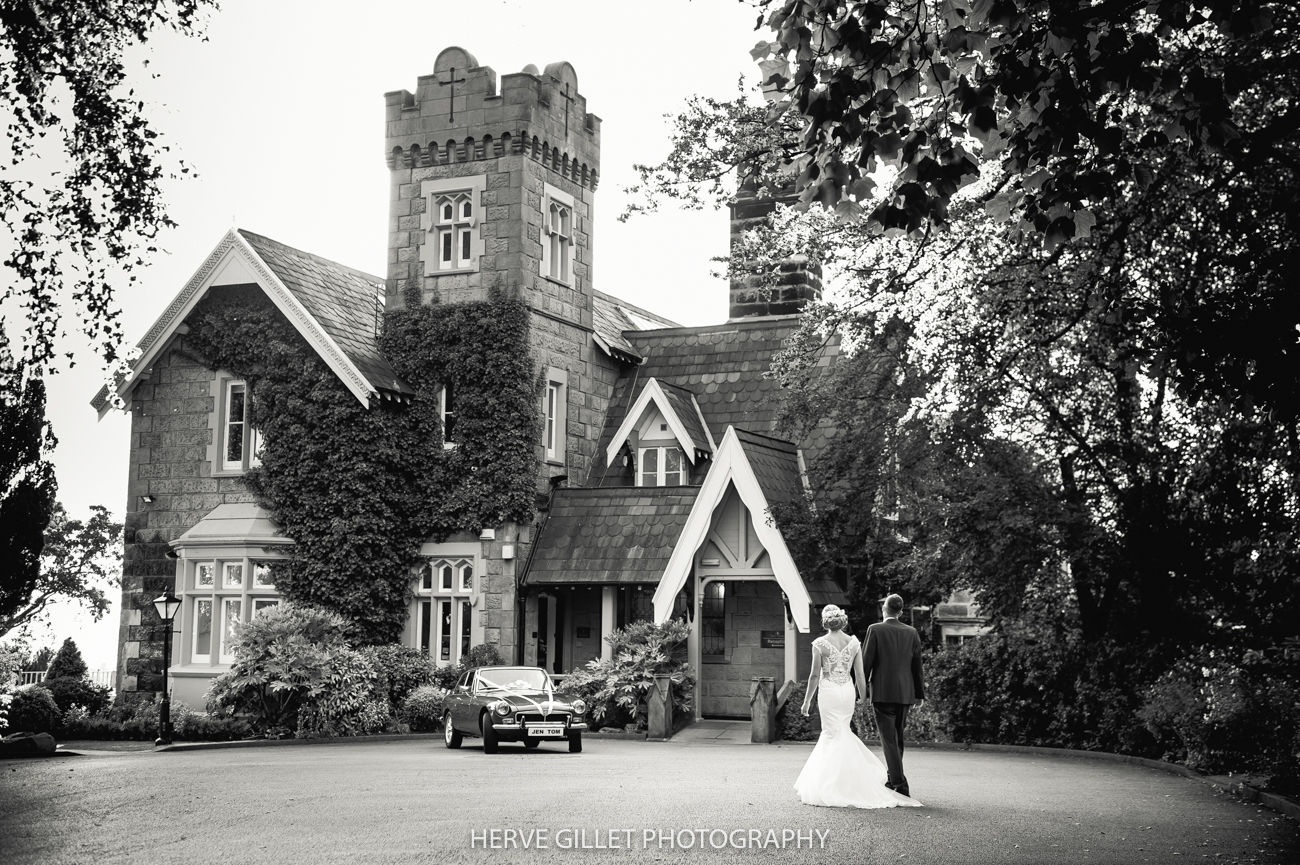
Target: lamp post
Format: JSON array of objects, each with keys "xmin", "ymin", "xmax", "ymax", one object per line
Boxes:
[{"xmin": 152, "ymin": 592, "xmax": 182, "ymax": 746}]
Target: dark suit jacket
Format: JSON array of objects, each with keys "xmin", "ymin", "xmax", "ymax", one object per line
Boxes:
[{"xmin": 861, "ymin": 618, "xmax": 925, "ymax": 704}]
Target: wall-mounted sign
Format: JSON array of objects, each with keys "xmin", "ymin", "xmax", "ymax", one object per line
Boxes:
[
  {"xmin": 576, "ymin": 627, "xmax": 592, "ymax": 638},
  {"xmin": 761, "ymin": 631, "xmax": 784, "ymax": 648}
]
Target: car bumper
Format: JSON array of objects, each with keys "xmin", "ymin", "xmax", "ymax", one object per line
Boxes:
[{"xmin": 492, "ymin": 721, "xmax": 588, "ymax": 733}]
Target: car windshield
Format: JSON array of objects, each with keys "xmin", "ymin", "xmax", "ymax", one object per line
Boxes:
[{"xmin": 477, "ymin": 668, "xmax": 551, "ymax": 693}]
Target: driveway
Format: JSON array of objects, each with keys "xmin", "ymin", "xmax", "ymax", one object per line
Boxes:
[{"xmin": 1, "ymin": 737, "xmax": 1295, "ymax": 864}]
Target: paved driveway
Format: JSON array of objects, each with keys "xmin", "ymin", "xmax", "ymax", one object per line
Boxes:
[{"xmin": 1, "ymin": 738, "xmax": 1295, "ymax": 864}]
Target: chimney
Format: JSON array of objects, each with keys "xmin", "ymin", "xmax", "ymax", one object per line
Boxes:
[{"xmin": 726, "ymin": 180, "xmax": 823, "ymax": 320}]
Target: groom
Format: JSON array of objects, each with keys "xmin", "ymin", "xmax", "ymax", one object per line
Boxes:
[{"xmin": 860, "ymin": 593, "xmax": 925, "ymax": 797}]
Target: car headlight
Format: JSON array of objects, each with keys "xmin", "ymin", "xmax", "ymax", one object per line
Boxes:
[
  {"xmin": 571, "ymin": 699, "xmax": 587, "ymax": 715},
  {"xmin": 494, "ymin": 702, "xmax": 511, "ymax": 716}
]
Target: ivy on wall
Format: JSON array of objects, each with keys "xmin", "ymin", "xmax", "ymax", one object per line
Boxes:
[{"xmin": 182, "ymin": 285, "xmax": 539, "ymax": 644}]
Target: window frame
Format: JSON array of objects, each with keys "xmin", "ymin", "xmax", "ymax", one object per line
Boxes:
[
  {"xmin": 541, "ymin": 183, "xmax": 577, "ymax": 287},
  {"xmin": 637, "ymin": 445, "xmax": 686, "ymax": 487},
  {"xmin": 542, "ymin": 367, "xmax": 568, "ymax": 466},
  {"xmin": 179, "ymin": 555, "xmax": 283, "ymax": 670},
  {"xmin": 413, "ymin": 553, "xmax": 477, "ymax": 667},
  {"xmin": 439, "ymin": 383, "xmax": 456, "ymax": 449},
  {"xmin": 419, "ymin": 175, "xmax": 486, "ymax": 277},
  {"xmin": 216, "ymin": 378, "xmax": 262, "ymax": 475}
]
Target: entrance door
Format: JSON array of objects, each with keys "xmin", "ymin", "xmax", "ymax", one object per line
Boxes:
[{"xmin": 698, "ymin": 579, "xmax": 786, "ymax": 718}]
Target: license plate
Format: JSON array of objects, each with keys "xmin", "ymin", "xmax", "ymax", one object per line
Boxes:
[{"xmin": 528, "ymin": 724, "xmax": 565, "ymax": 737}]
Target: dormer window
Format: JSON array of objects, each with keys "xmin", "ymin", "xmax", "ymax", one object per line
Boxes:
[{"xmin": 639, "ymin": 445, "xmax": 686, "ymax": 487}]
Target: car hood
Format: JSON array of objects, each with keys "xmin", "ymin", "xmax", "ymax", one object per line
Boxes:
[{"xmin": 488, "ymin": 693, "xmax": 574, "ymax": 712}]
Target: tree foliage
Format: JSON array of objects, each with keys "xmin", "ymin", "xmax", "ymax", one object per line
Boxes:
[
  {"xmin": 744, "ymin": 0, "xmax": 1287, "ymax": 241},
  {"xmin": 0, "ymin": 0, "xmax": 216, "ymax": 371}
]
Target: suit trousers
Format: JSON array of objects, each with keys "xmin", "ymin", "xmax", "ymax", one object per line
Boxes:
[{"xmin": 872, "ymin": 701, "xmax": 910, "ymax": 793}]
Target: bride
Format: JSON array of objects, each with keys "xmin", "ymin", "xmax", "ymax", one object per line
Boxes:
[{"xmin": 794, "ymin": 605, "xmax": 922, "ymax": 809}]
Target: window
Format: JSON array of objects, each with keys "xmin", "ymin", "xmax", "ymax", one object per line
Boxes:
[
  {"xmin": 182, "ymin": 556, "xmax": 283, "ymax": 668},
  {"xmin": 702, "ymin": 582, "xmax": 726, "ymax": 658},
  {"xmin": 544, "ymin": 383, "xmax": 558, "ymax": 460},
  {"xmin": 541, "ymin": 367, "xmax": 568, "ymax": 466},
  {"xmin": 414, "ymin": 556, "xmax": 475, "ymax": 666},
  {"xmin": 419, "ymin": 176, "xmax": 485, "ymax": 277},
  {"xmin": 220, "ymin": 380, "xmax": 262, "ymax": 472},
  {"xmin": 541, "ymin": 183, "xmax": 576, "ymax": 285},
  {"xmin": 638, "ymin": 446, "xmax": 686, "ymax": 487},
  {"xmin": 433, "ymin": 192, "xmax": 475, "ymax": 271},
  {"xmin": 440, "ymin": 383, "xmax": 456, "ymax": 448}
]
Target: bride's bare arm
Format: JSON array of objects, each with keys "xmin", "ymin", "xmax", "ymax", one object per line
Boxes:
[
  {"xmin": 801, "ymin": 645, "xmax": 822, "ymax": 715},
  {"xmin": 852, "ymin": 638, "xmax": 867, "ymax": 705}
]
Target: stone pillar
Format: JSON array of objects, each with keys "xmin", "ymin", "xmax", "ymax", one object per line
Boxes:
[
  {"xmin": 784, "ymin": 612, "xmax": 798, "ymax": 687},
  {"xmin": 647, "ymin": 673, "xmax": 674, "ymax": 739},
  {"xmin": 600, "ymin": 586, "xmax": 616, "ymax": 661},
  {"xmin": 750, "ymin": 676, "xmax": 776, "ymax": 744}
]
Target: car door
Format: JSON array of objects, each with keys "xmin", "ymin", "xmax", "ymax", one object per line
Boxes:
[{"xmin": 451, "ymin": 669, "xmax": 476, "ymax": 733}]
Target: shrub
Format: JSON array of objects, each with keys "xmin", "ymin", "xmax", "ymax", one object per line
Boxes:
[
  {"xmin": 559, "ymin": 620, "xmax": 694, "ymax": 732},
  {"xmin": 7, "ymin": 685, "xmax": 61, "ymax": 735},
  {"xmin": 205, "ymin": 602, "xmax": 352, "ymax": 734},
  {"xmin": 44, "ymin": 638, "xmax": 89, "ymax": 683},
  {"xmin": 776, "ymin": 681, "xmax": 818, "ymax": 741},
  {"xmin": 0, "ymin": 692, "xmax": 11, "ymax": 733},
  {"xmin": 362, "ymin": 645, "xmax": 436, "ymax": 707},
  {"xmin": 400, "ymin": 685, "xmax": 449, "ymax": 732},
  {"xmin": 43, "ymin": 676, "xmax": 111, "ymax": 716},
  {"xmin": 295, "ymin": 649, "xmax": 390, "ymax": 739},
  {"xmin": 431, "ymin": 643, "xmax": 505, "ymax": 690}
]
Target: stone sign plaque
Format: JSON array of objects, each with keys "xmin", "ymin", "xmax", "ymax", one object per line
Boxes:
[{"xmin": 760, "ymin": 630, "xmax": 784, "ymax": 648}]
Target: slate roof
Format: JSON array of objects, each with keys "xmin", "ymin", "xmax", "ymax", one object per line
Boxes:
[
  {"xmin": 658, "ymin": 381, "xmax": 712, "ymax": 454},
  {"xmin": 591, "ymin": 289, "xmax": 681, "ymax": 363},
  {"xmin": 734, "ymin": 428, "xmax": 804, "ymax": 505},
  {"xmin": 238, "ymin": 230, "xmax": 414, "ymax": 397},
  {"xmin": 524, "ymin": 486, "xmax": 701, "ymax": 585}
]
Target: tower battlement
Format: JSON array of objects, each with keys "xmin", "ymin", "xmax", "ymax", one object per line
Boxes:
[{"xmin": 384, "ymin": 47, "xmax": 600, "ymax": 190}]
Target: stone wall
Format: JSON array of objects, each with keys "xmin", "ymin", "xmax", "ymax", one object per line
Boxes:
[{"xmin": 116, "ymin": 343, "xmax": 254, "ymax": 705}]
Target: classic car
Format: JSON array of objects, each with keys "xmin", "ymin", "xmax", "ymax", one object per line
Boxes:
[{"xmin": 442, "ymin": 665, "xmax": 588, "ymax": 753}]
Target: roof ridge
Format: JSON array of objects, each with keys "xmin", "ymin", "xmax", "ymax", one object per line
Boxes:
[
  {"xmin": 733, "ymin": 427, "xmax": 799, "ymax": 449},
  {"xmin": 626, "ymin": 316, "xmax": 802, "ymax": 339},
  {"xmin": 238, "ymin": 228, "xmax": 385, "ymax": 286}
]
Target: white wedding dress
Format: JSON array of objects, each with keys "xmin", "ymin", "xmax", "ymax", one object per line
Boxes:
[{"xmin": 794, "ymin": 636, "xmax": 923, "ymax": 809}]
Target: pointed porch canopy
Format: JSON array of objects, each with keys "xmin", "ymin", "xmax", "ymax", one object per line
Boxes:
[
  {"xmin": 92, "ymin": 228, "xmax": 413, "ymax": 417},
  {"xmin": 652, "ymin": 426, "xmax": 838, "ymax": 631}
]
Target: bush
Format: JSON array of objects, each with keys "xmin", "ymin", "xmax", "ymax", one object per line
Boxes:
[
  {"xmin": 45, "ymin": 638, "xmax": 89, "ymax": 683},
  {"xmin": 294, "ymin": 648, "xmax": 392, "ymax": 739},
  {"xmin": 204, "ymin": 602, "xmax": 353, "ymax": 735},
  {"xmin": 43, "ymin": 676, "xmax": 111, "ymax": 716},
  {"xmin": 362, "ymin": 645, "xmax": 436, "ymax": 707},
  {"xmin": 559, "ymin": 620, "xmax": 694, "ymax": 732},
  {"xmin": 776, "ymin": 681, "xmax": 818, "ymax": 741},
  {"xmin": 6, "ymin": 685, "xmax": 61, "ymax": 735},
  {"xmin": 0, "ymin": 692, "xmax": 11, "ymax": 733},
  {"xmin": 431, "ymin": 643, "xmax": 505, "ymax": 690},
  {"xmin": 400, "ymin": 685, "xmax": 449, "ymax": 732}
]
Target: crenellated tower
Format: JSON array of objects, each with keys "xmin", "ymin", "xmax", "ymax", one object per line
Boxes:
[{"xmin": 383, "ymin": 46, "xmax": 600, "ymax": 327}]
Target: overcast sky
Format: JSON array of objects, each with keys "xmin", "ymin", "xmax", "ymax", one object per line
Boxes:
[{"xmin": 21, "ymin": 0, "xmax": 768, "ymax": 668}]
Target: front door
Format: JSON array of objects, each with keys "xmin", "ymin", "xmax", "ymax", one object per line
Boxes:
[{"xmin": 698, "ymin": 579, "xmax": 786, "ymax": 718}]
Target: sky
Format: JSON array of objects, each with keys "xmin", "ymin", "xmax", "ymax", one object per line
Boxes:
[{"xmin": 15, "ymin": 0, "xmax": 771, "ymax": 670}]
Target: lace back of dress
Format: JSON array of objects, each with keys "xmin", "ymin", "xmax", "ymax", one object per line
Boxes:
[{"xmin": 817, "ymin": 637, "xmax": 855, "ymax": 685}]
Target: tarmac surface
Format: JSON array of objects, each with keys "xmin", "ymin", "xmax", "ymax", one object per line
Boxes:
[{"xmin": 1, "ymin": 731, "xmax": 1296, "ymax": 865}]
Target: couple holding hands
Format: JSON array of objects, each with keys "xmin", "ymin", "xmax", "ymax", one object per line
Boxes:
[{"xmin": 794, "ymin": 594, "xmax": 926, "ymax": 809}]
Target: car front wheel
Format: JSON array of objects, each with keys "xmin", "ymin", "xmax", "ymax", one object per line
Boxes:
[
  {"xmin": 482, "ymin": 714, "xmax": 499, "ymax": 754},
  {"xmin": 568, "ymin": 730, "xmax": 582, "ymax": 753},
  {"xmin": 444, "ymin": 712, "xmax": 462, "ymax": 749}
]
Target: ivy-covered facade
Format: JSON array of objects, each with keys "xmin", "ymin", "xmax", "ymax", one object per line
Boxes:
[{"xmin": 96, "ymin": 47, "xmax": 844, "ymax": 719}]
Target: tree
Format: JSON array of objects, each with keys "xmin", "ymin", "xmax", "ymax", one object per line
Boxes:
[
  {"xmin": 0, "ymin": 0, "xmax": 217, "ymax": 372},
  {"xmin": 0, "ymin": 501, "xmax": 123, "ymax": 640},
  {"xmin": 44, "ymin": 637, "xmax": 88, "ymax": 682},
  {"xmin": 744, "ymin": 0, "xmax": 1287, "ymax": 242},
  {"xmin": 0, "ymin": 333, "xmax": 57, "ymax": 624}
]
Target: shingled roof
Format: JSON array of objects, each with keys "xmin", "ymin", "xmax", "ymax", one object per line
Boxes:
[
  {"xmin": 524, "ymin": 486, "xmax": 700, "ymax": 585},
  {"xmin": 734, "ymin": 428, "xmax": 803, "ymax": 505},
  {"xmin": 237, "ymin": 230, "xmax": 413, "ymax": 398},
  {"xmin": 591, "ymin": 289, "xmax": 681, "ymax": 363}
]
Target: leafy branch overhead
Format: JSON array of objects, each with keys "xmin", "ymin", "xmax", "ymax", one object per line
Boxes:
[
  {"xmin": 0, "ymin": 0, "xmax": 216, "ymax": 371},
  {"xmin": 748, "ymin": 0, "xmax": 1280, "ymax": 242}
]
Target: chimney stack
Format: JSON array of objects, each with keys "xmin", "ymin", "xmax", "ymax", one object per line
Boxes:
[{"xmin": 726, "ymin": 181, "xmax": 822, "ymax": 320}]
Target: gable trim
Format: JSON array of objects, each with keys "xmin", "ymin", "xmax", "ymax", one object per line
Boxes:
[
  {"xmin": 603, "ymin": 378, "xmax": 706, "ymax": 467},
  {"xmin": 94, "ymin": 229, "xmax": 378, "ymax": 417},
  {"xmin": 651, "ymin": 425, "xmax": 813, "ymax": 631}
]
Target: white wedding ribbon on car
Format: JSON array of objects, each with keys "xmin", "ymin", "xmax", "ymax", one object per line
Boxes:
[{"xmin": 478, "ymin": 676, "xmax": 557, "ymax": 720}]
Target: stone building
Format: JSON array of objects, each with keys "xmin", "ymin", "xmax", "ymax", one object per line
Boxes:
[{"xmin": 95, "ymin": 47, "xmax": 846, "ymax": 718}]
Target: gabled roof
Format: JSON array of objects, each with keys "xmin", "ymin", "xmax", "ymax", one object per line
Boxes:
[
  {"xmin": 92, "ymin": 229, "xmax": 412, "ymax": 416},
  {"xmin": 652, "ymin": 425, "xmax": 815, "ymax": 631},
  {"xmin": 734, "ymin": 428, "xmax": 804, "ymax": 506},
  {"xmin": 591, "ymin": 289, "xmax": 681, "ymax": 363},
  {"xmin": 602, "ymin": 378, "xmax": 715, "ymax": 467},
  {"xmin": 523, "ymin": 486, "xmax": 701, "ymax": 585}
]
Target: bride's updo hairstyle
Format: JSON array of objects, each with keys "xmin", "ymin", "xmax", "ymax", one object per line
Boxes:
[{"xmin": 821, "ymin": 605, "xmax": 848, "ymax": 632}]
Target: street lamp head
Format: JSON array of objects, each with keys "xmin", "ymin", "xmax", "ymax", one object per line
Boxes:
[{"xmin": 152, "ymin": 592, "xmax": 182, "ymax": 622}]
